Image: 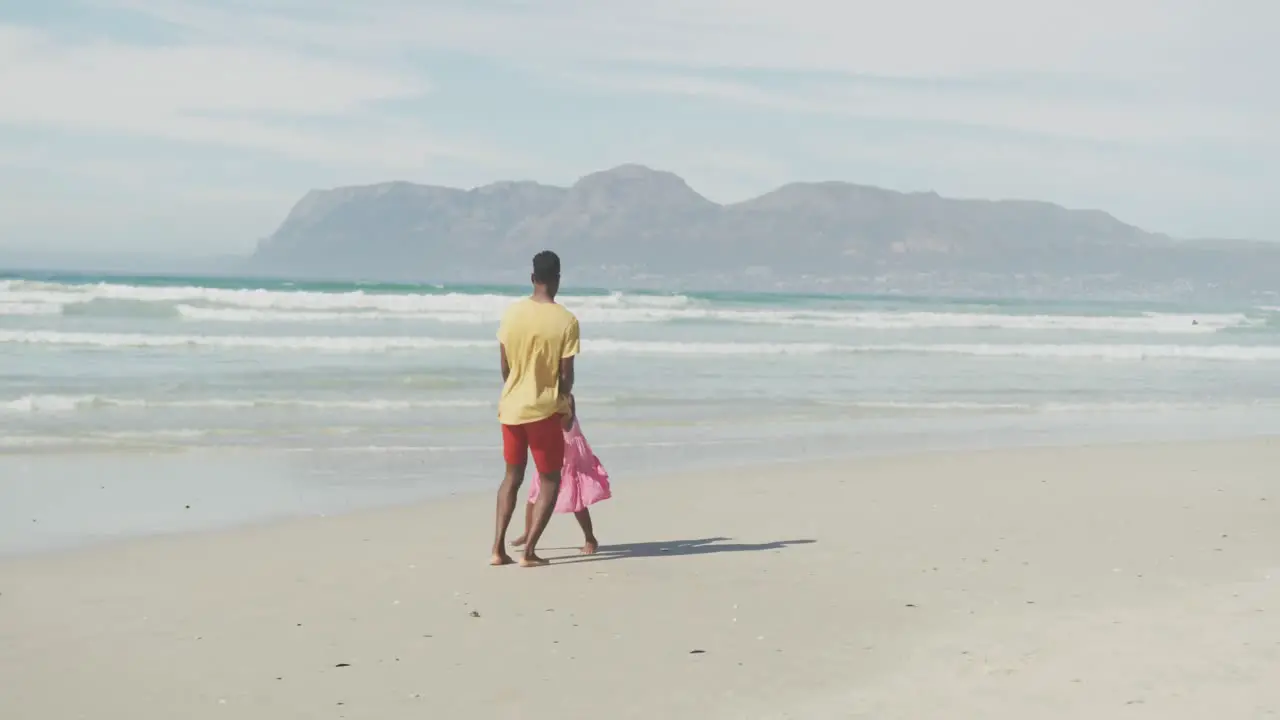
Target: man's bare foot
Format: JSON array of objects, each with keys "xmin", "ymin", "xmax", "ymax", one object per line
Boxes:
[
  {"xmin": 519, "ymin": 554, "xmax": 550, "ymax": 568},
  {"xmin": 580, "ymin": 538, "xmax": 599, "ymax": 555},
  {"xmin": 509, "ymin": 534, "xmax": 529, "ymax": 547},
  {"xmin": 490, "ymin": 552, "xmax": 515, "ymax": 566}
]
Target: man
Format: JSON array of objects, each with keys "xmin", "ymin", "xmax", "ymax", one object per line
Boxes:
[{"xmin": 491, "ymin": 250, "xmax": 580, "ymax": 567}]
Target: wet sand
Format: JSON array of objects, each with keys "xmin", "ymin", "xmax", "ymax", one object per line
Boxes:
[{"xmin": 2, "ymin": 438, "xmax": 1278, "ymax": 718}]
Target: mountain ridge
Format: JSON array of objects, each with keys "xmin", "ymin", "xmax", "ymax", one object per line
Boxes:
[{"xmin": 250, "ymin": 164, "xmax": 1277, "ymax": 301}]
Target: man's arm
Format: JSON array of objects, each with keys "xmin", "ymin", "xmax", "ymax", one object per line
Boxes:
[
  {"xmin": 496, "ymin": 308, "xmax": 512, "ymax": 382},
  {"xmin": 559, "ymin": 316, "xmax": 579, "ymax": 395},
  {"xmin": 559, "ymin": 355, "xmax": 574, "ymax": 395}
]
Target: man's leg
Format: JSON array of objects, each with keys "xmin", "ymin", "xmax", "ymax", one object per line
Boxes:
[
  {"xmin": 520, "ymin": 470, "xmax": 560, "ymax": 567},
  {"xmin": 520, "ymin": 415, "xmax": 566, "ymax": 568},
  {"xmin": 491, "ymin": 463, "xmax": 526, "ymax": 565},
  {"xmin": 492, "ymin": 423, "xmax": 528, "ymax": 566},
  {"xmin": 510, "ymin": 502, "xmax": 534, "ymax": 547}
]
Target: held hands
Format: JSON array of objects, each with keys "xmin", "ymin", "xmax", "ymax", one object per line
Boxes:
[{"xmin": 559, "ymin": 392, "xmax": 576, "ymax": 430}]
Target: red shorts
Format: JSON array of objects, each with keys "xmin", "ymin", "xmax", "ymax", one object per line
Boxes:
[{"xmin": 501, "ymin": 415, "xmax": 565, "ymax": 474}]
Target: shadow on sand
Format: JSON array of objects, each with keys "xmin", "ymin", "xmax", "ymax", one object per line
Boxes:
[{"xmin": 549, "ymin": 536, "xmax": 816, "ymax": 564}]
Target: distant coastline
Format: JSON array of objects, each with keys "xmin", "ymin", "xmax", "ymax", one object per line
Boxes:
[
  {"xmin": 5, "ymin": 164, "xmax": 1277, "ymax": 302},
  {"xmin": 244, "ymin": 164, "xmax": 1278, "ymax": 302}
]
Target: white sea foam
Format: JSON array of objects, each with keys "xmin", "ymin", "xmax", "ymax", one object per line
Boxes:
[
  {"xmin": 0, "ymin": 435, "xmax": 94, "ymax": 449},
  {"xmin": 0, "ymin": 279, "xmax": 1265, "ymax": 333},
  {"xmin": 95, "ymin": 304, "xmax": 1280, "ymax": 333},
  {"xmin": 2, "ymin": 394, "xmax": 97, "ymax": 413},
  {"xmin": 1, "ymin": 394, "xmax": 492, "ymax": 413},
  {"xmin": 820, "ymin": 399, "xmax": 1274, "ymax": 413},
  {"xmin": 824, "ymin": 400, "xmax": 1032, "ymax": 411},
  {"xmin": 0, "ymin": 431, "xmax": 207, "ymax": 450},
  {"xmin": 884, "ymin": 343, "xmax": 1280, "ymax": 361},
  {"xmin": 0, "ymin": 280, "xmax": 686, "ymax": 315},
  {"xmin": 9, "ymin": 394, "xmax": 1254, "ymax": 417},
  {"xmin": 588, "ymin": 339, "xmax": 1280, "ymax": 360},
  {"xmin": 0, "ymin": 301, "xmax": 60, "ymax": 316},
  {"xmin": 3, "ymin": 329, "xmax": 1277, "ymax": 361},
  {"xmin": 728, "ymin": 309, "xmax": 1255, "ymax": 333},
  {"xmin": 0, "ymin": 330, "xmax": 490, "ymax": 351}
]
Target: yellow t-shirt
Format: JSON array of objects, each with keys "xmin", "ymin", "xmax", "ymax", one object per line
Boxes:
[{"xmin": 497, "ymin": 299, "xmax": 580, "ymax": 425}]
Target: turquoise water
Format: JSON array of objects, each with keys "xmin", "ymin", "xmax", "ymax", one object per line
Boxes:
[
  {"xmin": 3, "ymin": 271, "xmax": 1280, "ymax": 552},
  {"xmin": 2, "ymin": 271, "xmax": 1279, "ymax": 471}
]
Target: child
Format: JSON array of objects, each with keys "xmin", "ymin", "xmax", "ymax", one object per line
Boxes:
[{"xmin": 511, "ymin": 393, "xmax": 611, "ymax": 555}]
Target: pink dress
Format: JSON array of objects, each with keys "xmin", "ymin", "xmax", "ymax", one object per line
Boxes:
[{"xmin": 528, "ymin": 418, "xmax": 611, "ymax": 513}]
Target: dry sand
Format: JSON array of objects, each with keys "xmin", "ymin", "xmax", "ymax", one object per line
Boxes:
[{"xmin": 2, "ymin": 438, "xmax": 1279, "ymax": 719}]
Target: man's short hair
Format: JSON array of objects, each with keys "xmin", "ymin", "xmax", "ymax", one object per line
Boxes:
[{"xmin": 532, "ymin": 251, "xmax": 561, "ymax": 283}]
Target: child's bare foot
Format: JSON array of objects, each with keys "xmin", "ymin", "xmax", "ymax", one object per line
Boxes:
[
  {"xmin": 490, "ymin": 552, "xmax": 515, "ymax": 566},
  {"xmin": 509, "ymin": 534, "xmax": 529, "ymax": 547},
  {"xmin": 519, "ymin": 553, "xmax": 550, "ymax": 568},
  {"xmin": 580, "ymin": 538, "xmax": 599, "ymax": 555}
]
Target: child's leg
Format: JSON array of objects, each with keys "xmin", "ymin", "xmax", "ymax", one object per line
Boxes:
[
  {"xmin": 510, "ymin": 502, "xmax": 534, "ymax": 547},
  {"xmin": 574, "ymin": 508, "xmax": 598, "ymax": 555}
]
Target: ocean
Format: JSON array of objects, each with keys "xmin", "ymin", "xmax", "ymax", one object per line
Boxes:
[
  {"xmin": 2, "ymin": 271, "xmax": 1279, "ymax": 550},
  {"xmin": 4, "ymin": 271, "xmax": 1280, "ymax": 456}
]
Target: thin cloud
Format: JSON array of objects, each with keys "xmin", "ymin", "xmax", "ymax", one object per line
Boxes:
[
  {"xmin": 556, "ymin": 70, "xmax": 1257, "ymax": 145},
  {"xmin": 97, "ymin": 0, "xmax": 1210, "ymax": 76},
  {"xmin": 92, "ymin": 0, "xmax": 1273, "ymax": 144},
  {"xmin": 3, "ymin": 0, "xmax": 1278, "ymax": 250},
  {"xmin": 0, "ymin": 24, "xmax": 499, "ymax": 170}
]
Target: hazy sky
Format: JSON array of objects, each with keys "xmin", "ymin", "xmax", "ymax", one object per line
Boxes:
[{"xmin": 0, "ymin": 0, "xmax": 1274, "ymax": 255}]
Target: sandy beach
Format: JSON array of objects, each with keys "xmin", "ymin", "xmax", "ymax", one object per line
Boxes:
[{"xmin": 2, "ymin": 438, "xmax": 1278, "ymax": 719}]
